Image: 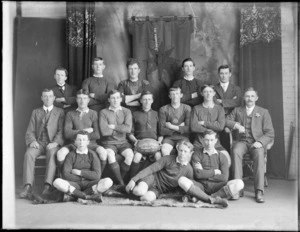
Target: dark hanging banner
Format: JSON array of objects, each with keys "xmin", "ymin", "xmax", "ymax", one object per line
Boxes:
[
  {"xmin": 131, "ymin": 16, "xmax": 193, "ymax": 110},
  {"xmin": 239, "ymin": 3, "xmax": 285, "ymax": 178},
  {"xmin": 66, "ymin": 2, "xmax": 97, "ymax": 89}
]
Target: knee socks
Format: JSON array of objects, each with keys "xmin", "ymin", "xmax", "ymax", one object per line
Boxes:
[
  {"xmin": 109, "ymin": 162, "xmax": 124, "ymax": 185},
  {"xmin": 187, "ymin": 184, "xmax": 210, "ymax": 203}
]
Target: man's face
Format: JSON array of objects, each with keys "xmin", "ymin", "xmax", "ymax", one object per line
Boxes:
[
  {"xmin": 201, "ymin": 86, "xmax": 215, "ymax": 101},
  {"xmin": 244, "ymin": 90, "xmax": 258, "ymax": 107},
  {"xmin": 177, "ymin": 144, "xmax": 192, "ymax": 164},
  {"xmin": 54, "ymin": 70, "xmax": 67, "ymax": 85},
  {"xmin": 203, "ymin": 133, "xmax": 218, "ymax": 150},
  {"xmin": 41, "ymin": 90, "xmax": 55, "ymax": 107},
  {"xmin": 108, "ymin": 92, "xmax": 122, "ymax": 108},
  {"xmin": 219, "ymin": 68, "xmax": 231, "ymax": 84},
  {"xmin": 141, "ymin": 94, "xmax": 153, "ymax": 111},
  {"xmin": 128, "ymin": 63, "xmax": 140, "ymax": 80},
  {"xmin": 76, "ymin": 94, "xmax": 90, "ymax": 109},
  {"xmin": 169, "ymin": 89, "xmax": 182, "ymax": 104},
  {"xmin": 75, "ymin": 134, "xmax": 90, "ymax": 150},
  {"xmin": 92, "ymin": 60, "xmax": 105, "ymax": 75},
  {"xmin": 182, "ymin": 61, "xmax": 195, "ymax": 76}
]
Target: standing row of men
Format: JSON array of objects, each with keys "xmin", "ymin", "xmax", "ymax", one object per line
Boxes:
[{"xmin": 19, "ymin": 57, "xmax": 274, "ymax": 205}]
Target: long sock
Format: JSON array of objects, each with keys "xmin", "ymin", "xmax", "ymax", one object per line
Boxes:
[
  {"xmin": 100, "ymin": 159, "xmax": 107, "ymax": 175},
  {"xmin": 71, "ymin": 189, "xmax": 86, "ymax": 199},
  {"xmin": 211, "ymin": 186, "xmax": 232, "ymax": 199},
  {"xmin": 120, "ymin": 162, "xmax": 130, "ymax": 179},
  {"xmin": 109, "ymin": 162, "xmax": 124, "ymax": 185},
  {"xmin": 130, "ymin": 162, "xmax": 141, "ymax": 179},
  {"xmin": 83, "ymin": 187, "xmax": 94, "ymax": 195},
  {"xmin": 187, "ymin": 184, "xmax": 210, "ymax": 203},
  {"xmin": 57, "ymin": 160, "xmax": 64, "ymax": 177}
]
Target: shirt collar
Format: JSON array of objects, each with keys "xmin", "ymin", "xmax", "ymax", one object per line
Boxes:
[
  {"xmin": 57, "ymin": 83, "xmax": 65, "ymax": 87},
  {"xmin": 220, "ymin": 82, "xmax": 229, "ymax": 88},
  {"xmin": 76, "ymin": 148, "xmax": 88, "ymax": 155},
  {"xmin": 246, "ymin": 105, "xmax": 255, "ymax": 114},
  {"xmin": 76, "ymin": 108, "xmax": 89, "ymax": 114},
  {"xmin": 203, "ymin": 148, "xmax": 218, "ymax": 156},
  {"xmin": 109, "ymin": 106, "xmax": 122, "ymax": 112},
  {"xmin": 183, "ymin": 76, "xmax": 194, "ymax": 81},
  {"xmin": 202, "ymin": 102, "xmax": 215, "ymax": 108},
  {"xmin": 142, "ymin": 108, "xmax": 152, "ymax": 113},
  {"xmin": 176, "ymin": 157, "xmax": 189, "ymax": 166},
  {"xmin": 43, "ymin": 105, "xmax": 53, "ymax": 112}
]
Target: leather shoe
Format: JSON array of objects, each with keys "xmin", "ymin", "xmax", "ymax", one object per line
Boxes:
[
  {"xmin": 255, "ymin": 190, "xmax": 265, "ymax": 203},
  {"xmin": 20, "ymin": 184, "xmax": 32, "ymax": 198},
  {"xmin": 42, "ymin": 184, "xmax": 52, "ymax": 196},
  {"xmin": 239, "ymin": 189, "xmax": 244, "ymax": 197}
]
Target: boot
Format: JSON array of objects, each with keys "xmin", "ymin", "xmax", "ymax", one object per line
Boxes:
[{"xmin": 210, "ymin": 196, "xmax": 229, "ymax": 207}]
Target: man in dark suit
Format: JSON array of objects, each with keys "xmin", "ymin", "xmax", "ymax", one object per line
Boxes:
[
  {"xmin": 51, "ymin": 66, "xmax": 77, "ymax": 112},
  {"xmin": 20, "ymin": 89, "xmax": 65, "ymax": 198},
  {"xmin": 214, "ymin": 65, "xmax": 242, "ymax": 154},
  {"xmin": 226, "ymin": 87, "xmax": 275, "ymax": 203}
]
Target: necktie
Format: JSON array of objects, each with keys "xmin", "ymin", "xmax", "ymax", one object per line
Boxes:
[{"xmin": 58, "ymin": 85, "xmax": 65, "ymax": 93}]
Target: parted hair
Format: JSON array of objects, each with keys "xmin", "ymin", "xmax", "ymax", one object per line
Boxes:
[
  {"xmin": 76, "ymin": 89, "xmax": 90, "ymax": 97},
  {"xmin": 176, "ymin": 139, "xmax": 194, "ymax": 152},
  {"xmin": 42, "ymin": 88, "xmax": 54, "ymax": 95},
  {"xmin": 126, "ymin": 58, "xmax": 140, "ymax": 68},
  {"xmin": 92, "ymin": 57, "xmax": 104, "ymax": 64},
  {"xmin": 54, "ymin": 66, "xmax": 68, "ymax": 76},
  {"xmin": 244, "ymin": 87, "xmax": 258, "ymax": 96},
  {"xmin": 108, "ymin": 89, "xmax": 122, "ymax": 98},
  {"xmin": 141, "ymin": 90, "xmax": 154, "ymax": 99},
  {"xmin": 169, "ymin": 87, "xmax": 182, "ymax": 94},
  {"xmin": 218, "ymin": 64, "xmax": 231, "ymax": 73},
  {"xmin": 203, "ymin": 129, "xmax": 219, "ymax": 139},
  {"xmin": 181, "ymin": 58, "xmax": 195, "ymax": 67},
  {"xmin": 200, "ymin": 84, "xmax": 215, "ymax": 92},
  {"xmin": 75, "ymin": 130, "xmax": 90, "ymax": 140}
]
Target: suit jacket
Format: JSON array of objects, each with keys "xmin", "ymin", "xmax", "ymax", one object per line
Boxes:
[
  {"xmin": 52, "ymin": 83, "xmax": 77, "ymax": 109},
  {"xmin": 214, "ymin": 82, "xmax": 242, "ymax": 115},
  {"xmin": 25, "ymin": 106, "xmax": 65, "ymax": 146},
  {"xmin": 225, "ymin": 105, "xmax": 275, "ymax": 147}
]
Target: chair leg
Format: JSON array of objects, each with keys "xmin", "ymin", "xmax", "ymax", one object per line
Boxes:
[{"xmin": 264, "ymin": 174, "xmax": 268, "ymax": 187}]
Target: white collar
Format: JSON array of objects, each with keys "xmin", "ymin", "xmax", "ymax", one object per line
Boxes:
[
  {"xmin": 43, "ymin": 105, "xmax": 53, "ymax": 112},
  {"xmin": 220, "ymin": 82, "xmax": 229, "ymax": 88},
  {"xmin": 57, "ymin": 83, "xmax": 65, "ymax": 87},
  {"xmin": 203, "ymin": 148, "xmax": 218, "ymax": 156},
  {"xmin": 109, "ymin": 106, "xmax": 122, "ymax": 112},
  {"xmin": 76, "ymin": 108, "xmax": 89, "ymax": 114},
  {"xmin": 176, "ymin": 157, "xmax": 189, "ymax": 166},
  {"xmin": 76, "ymin": 148, "xmax": 89, "ymax": 154},
  {"xmin": 202, "ymin": 102, "xmax": 215, "ymax": 108},
  {"xmin": 183, "ymin": 76, "xmax": 194, "ymax": 81},
  {"xmin": 246, "ymin": 105, "xmax": 255, "ymax": 114},
  {"xmin": 93, "ymin": 75, "xmax": 104, "ymax": 78}
]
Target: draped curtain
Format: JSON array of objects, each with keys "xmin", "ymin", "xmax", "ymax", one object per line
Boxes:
[
  {"xmin": 66, "ymin": 2, "xmax": 96, "ymax": 89},
  {"xmin": 239, "ymin": 3, "xmax": 285, "ymax": 178},
  {"xmin": 131, "ymin": 16, "xmax": 193, "ymax": 110}
]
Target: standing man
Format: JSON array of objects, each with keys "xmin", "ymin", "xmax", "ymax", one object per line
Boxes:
[
  {"xmin": 159, "ymin": 87, "xmax": 191, "ymax": 157},
  {"xmin": 172, "ymin": 58, "xmax": 204, "ymax": 107},
  {"xmin": 214, "ymin": 65, "xmax": 242, "ymax": 152},
  {"xmin": 20, "ymin": 89, "xmax": 65, "ymax": 198},
  {"xmin": 51, "ymin": 66, "xmax": 77, "ymax": 112},
  {"xmin": 99, "ymin": 89, "xmax": 134, "ymax": 187},
  {"xmin": 117, "ymin": 58, "xmax": 153, "ymax": 112},
  {"xmin": 226, "ymin": 87, "xmax": 274, "ymax": 203},
  {"xmin": 178, "ymin": 130, "xmax": 244, "ymax": 208},
  {"xmin": 128, "ymin": 90, "xmax": 163, "ymax": 179},
  {"xmin": 82, "ymin": 57, "xmax": 115, "ymax": 113},
  {"xmin": 190, "ymin": 84, "xmax": 231, "ymax": 166},
  {"xmin": 56, "ymin": 89, "xmax": 106, "ymax": 174}
]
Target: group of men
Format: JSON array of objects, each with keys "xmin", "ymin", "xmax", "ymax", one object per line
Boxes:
[{"xmin": 19, "ymin": 57, "xmax": 274, "ymax": 206}]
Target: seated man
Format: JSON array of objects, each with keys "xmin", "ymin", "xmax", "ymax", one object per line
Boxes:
[
  {"xmin": 190, "ymin": 84, "xmax": 231, "ymax": 166},
  {"xmin": 20, "ymin": 89, "xmax": 65, "ymax": 198},
  {"xmin": 214, "ymin": 64, "xmax": 242, "ymax": 153},
  {"xmin": 56, "ymin": 89, "xmax": 106, "ymax": 174},
  {"xmin": 82, "ymin": 57, "xmax": 115, "ymax": 113},
  {"xmin": 172, "ymin": 58, "xmax": 204, "ymax": 107},
  {"xmin": 225, "ymin": 87, "xmax": 275, "ymax": 203},
  {"xmin": 128, "ymin": 90, "xmax": 163, "ymax": 179},
  {"xmin": 117, "ymin": 58, "xmax": 153, "ymax": 112},
  {"xmin": 51, "ymin": 66, "xmax": 77, "ymax": 112},
  {"xmin": 159, "ymin": 87, "xmax": 191, "ymax": 156},
  {"xmin": 125, "ymin": 139, "xmax": 194, "ymax": 202},
  {"xmin": 178, "ymin": 130, "xmax": 244, "ymax": 208},
  {"xmin": 53, "ymin": 130, "xmax": 113, "ymax": 203},
  {"xmin": 99, "ymin": 89, "xmax": 134, "ymax": 186}
]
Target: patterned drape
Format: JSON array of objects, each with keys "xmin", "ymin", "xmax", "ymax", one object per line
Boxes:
[
  {"xmin": 66, "ymin": 2, "xmax": 96, "ymax": 89},
  {"xmin": 239, "ymin": 3, "xmax": 285, "ymax": 178},
  {"xmin": 131, "ymin": 16, "xmax": 193, "ymax": 110}
]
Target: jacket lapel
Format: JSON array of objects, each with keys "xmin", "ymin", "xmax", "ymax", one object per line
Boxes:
[
  {"xmin": 224, "ymin": 83, "xmax": 233, "ymax": 98},
  {"xmin": 215, "ymin": 83, "xmax": 224, "ymax": 98}
]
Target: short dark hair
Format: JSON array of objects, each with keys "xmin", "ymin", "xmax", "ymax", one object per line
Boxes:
[
  {"xmin": 42, "ymin": 88, "xmax": 54, "ymax": 95},
  {"xmin": 141, "ymin": 90, "xmax": 154, "ymax": 99},
  {"xmin": 108, "ymin": 89, "xmax": 122, "ymax": 98},
  {"xmin": 126, "ymin": 58, "xmax": 140, "ymax": 68},
  {"xmin": 200, "ymin": 84, "xmax": 215, "ymax": 92},
  {"xmin": 92, "ymin": 57, "xmax": 104, "ymax": 64},
  {"xmin": 203, "ymin": 129, "xmax": 218, "ymax": 139},
  {"xmin": 76, "ymin": 89, "xmax": 90, "ymax": 97},
  {"xmin": 176, "ymin": 139, "xmax": 194, "ymax": 152},
  {"xmin": 54, "ymin": 66, "xmax": 68, "ymax": 76},
  {"xmin": 75, "ymin": 130, "xmax": 90, "ymax": 140},
  {"xmin": 181, "ymin": 58, "xmax": 195, "ymax": 67},
  {"xmin": 244, "ymin": 87, "xmax": 258, "ymax": 97},
  {"xmin": 218, "ymin": 65, "xmax": 231, "ymax": 73},
  {"xmin": 169, "ymin": 87, "xmax": 182, "ymax": 94}
]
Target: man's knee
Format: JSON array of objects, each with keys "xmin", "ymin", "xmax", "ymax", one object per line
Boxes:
[
  {"xmin": 96, "ymin": 146, "xmax": 107, "ymax": 157},
  {"xmin": 53, "ymin": 178, "xmax": 69, "ymax": 192},
  {"xmin": 140, "ymin": 191, "xmax": 157, "ymax": 202},
  {"xmin": 133, "ymin": 152, "xmax": 143, "ymax": 163},
  {"xmin": 132, "ymin": 182, "xmax": 148, "ymax": 196},
  {"xmin": 57, "ymin": 147, "xmax": 69, "ymax": 162},
  {"xmin": 107, "ymin": 149, "xmax": 116, "ymax": 163},
  {"xmin": 97, "ymin": 178, "xmax": 113, "ymax": 193},
  {"xmin": 227, "ymin": 179, "xmax": 244, "ymax": 199},
  {"xmin": 122, "ymin": 149, "xmax": 134, "ymax": 163},
  {"xmin": 178, "ymin": 176, "xmax": 193, "ymax": 192},
  {"xmin": 161, "ymin": 144, "xmax": 173, "ymax": 156}
]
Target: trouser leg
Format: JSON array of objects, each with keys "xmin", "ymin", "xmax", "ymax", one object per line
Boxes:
[
  {"xmin": 44, "ymin": 146, "xmax": 60, "ymax": 185},
  {"xmin": 232, "ymin": 142, "xmax": 248, "ymax": 179},
  {"xmin": 251, "ymin": 147, "xmax": 265, "ymax": 193}
]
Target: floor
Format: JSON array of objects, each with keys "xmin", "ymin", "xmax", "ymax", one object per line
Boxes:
[{"xmin": 12, "ymin": 176, "xmax": 298, "ymax": 230}]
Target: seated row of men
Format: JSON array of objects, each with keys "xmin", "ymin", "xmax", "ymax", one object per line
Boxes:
[{"xmin": 19, "ymin": 57, "xmax": 274, "ymax": 205}]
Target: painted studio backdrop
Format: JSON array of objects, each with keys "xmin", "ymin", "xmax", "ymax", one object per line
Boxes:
[{"xmin": 14, "ymin": 2, "xmax": 285, "ymax": 179}]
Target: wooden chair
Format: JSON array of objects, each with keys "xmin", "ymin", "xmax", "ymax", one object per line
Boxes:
[{"xmin": 227, "ymin": 129, "xmax": 274, "ymax": 187}]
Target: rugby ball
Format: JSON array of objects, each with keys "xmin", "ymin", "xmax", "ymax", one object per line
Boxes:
[{"xmin": 135, "ymin": 138, "xmax": 161, "ymax": 155}]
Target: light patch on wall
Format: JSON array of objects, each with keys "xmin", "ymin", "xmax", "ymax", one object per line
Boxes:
[{"xmin": 22, "ymin": 2, "xmax": 66, "ymax": 18}]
